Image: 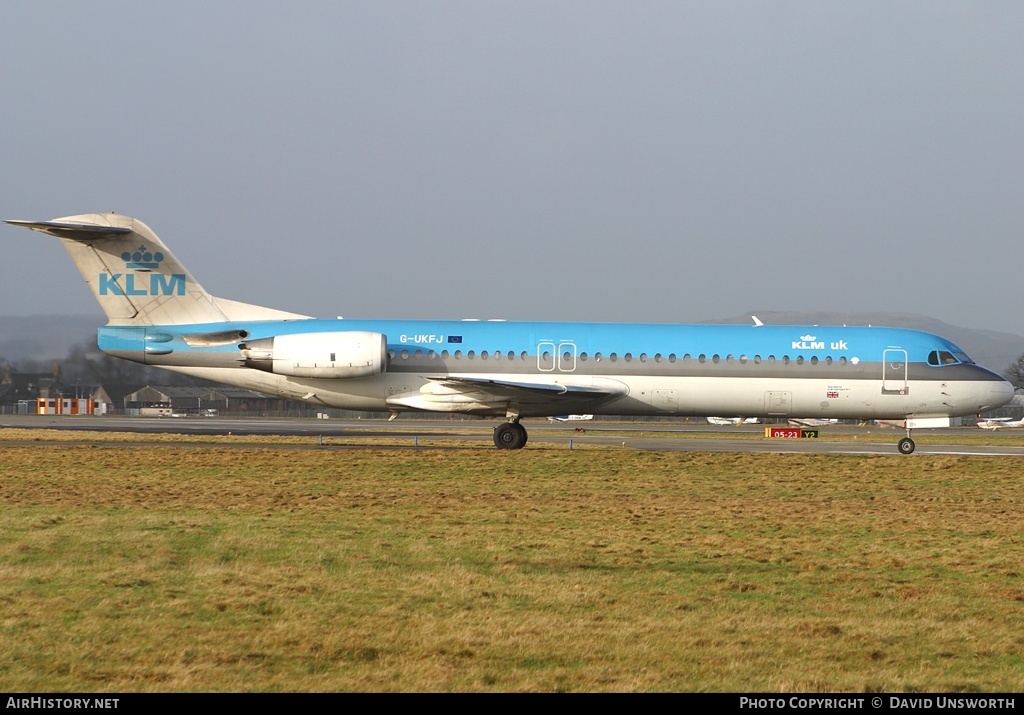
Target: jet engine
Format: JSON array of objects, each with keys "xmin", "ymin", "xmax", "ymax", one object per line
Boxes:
[{"xmin": 240, "ymin": 331, "xmax": 387, "ymax": 378}]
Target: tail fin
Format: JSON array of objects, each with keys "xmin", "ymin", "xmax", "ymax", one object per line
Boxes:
[{"xmin": 6, "ymin": 213, "xmax": 308, "ymax": 326}]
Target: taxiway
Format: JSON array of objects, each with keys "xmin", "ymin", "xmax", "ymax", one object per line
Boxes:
[{"xmin": 2, "ymin": 415, "xmax": 1022, "ymax": 456}]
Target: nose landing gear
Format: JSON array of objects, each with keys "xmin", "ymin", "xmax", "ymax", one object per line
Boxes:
[{"xmin": 897, "ymin": 436, "xmax": 916, "ymax": 454}]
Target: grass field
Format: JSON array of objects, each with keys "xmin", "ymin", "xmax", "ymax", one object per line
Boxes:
[{"xmin": 1, "ymin": 428, "xmax": 1022, "ymax": 692}]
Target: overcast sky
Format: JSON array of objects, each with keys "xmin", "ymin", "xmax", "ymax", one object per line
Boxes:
[{"xmin": 2, "ymin": 1, "xmax": 1022, "ymax": 335}]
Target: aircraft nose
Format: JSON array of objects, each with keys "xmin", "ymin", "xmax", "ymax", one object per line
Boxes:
[
  {"xmin": 990, "ymin": 378, "xmax": 1017, "ymax": 410},
  {"xmin": 974, "ymin": 375, "xmax": 1017, "ymax": 413}
]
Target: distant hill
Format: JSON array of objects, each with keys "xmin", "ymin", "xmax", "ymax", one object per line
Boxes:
[
  {"xmin": 706, "ymin": 311, "xmax": 1024, "ymax": 374},
  {"xmin": 2, "ymin": 311, "xmax": 1022, "ymax": 376}
]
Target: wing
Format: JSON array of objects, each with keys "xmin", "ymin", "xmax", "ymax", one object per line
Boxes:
[
  {"xmin": 428, "ymin": 375, "xmax": 613, "ymax": 397},
  {"xmin": 386, "ymin": 375, "xmax": 627, "ymax": 416}
]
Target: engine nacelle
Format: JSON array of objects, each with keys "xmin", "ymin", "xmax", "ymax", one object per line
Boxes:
[{"xmin": 240, "ymin": 331, "xmax": 387, "ymax": 378}]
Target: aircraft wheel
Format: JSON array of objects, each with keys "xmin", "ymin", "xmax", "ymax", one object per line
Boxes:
[
  {"xmin": 897, "ymin": 437, "xmax": 916, "ymax": 455},
  {"xmin": 494, "ymin": 422, "xmax": 527, "ymax": 450}
]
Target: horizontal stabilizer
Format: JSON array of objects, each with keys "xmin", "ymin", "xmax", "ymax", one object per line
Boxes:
[{"xmin": 5, "ymin": 220, "xmax": 132, "ymax": 240}]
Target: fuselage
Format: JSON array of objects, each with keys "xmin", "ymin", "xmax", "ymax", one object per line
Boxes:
[{"xmin": 98, "ymin": 318, "xmax": 1014, "ymax": 421}]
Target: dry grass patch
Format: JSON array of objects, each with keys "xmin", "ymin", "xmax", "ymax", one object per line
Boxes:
[{"xmin": 0, "ymin": 438, "xmax": 1022, "ymax": 691}]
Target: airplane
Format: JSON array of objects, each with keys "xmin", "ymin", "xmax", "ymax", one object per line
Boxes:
[
  {"xmin": 6, "ymin": 213, "xmax": 1015, "ymax": 454},
  {"xmin": 976, "ymin": 416, "xmax": 1024, "ymax": 430},
  {"xmin": 547, "ymin": 414, "xmax": 594, "ymax": 423},
  {"xmin": 788, "ymin": 418, "xmax": 840, "ymax": 427},
  {"xmin": 706, "ymin": 417, "xmax": 759, "ymax": 425}
]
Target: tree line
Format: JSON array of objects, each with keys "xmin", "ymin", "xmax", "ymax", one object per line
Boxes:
[{"xmin": 2, "ymin": 339, "xmax": 215, "ymax": 392}]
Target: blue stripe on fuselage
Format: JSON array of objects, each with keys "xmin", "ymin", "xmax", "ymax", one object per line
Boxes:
[{"xmin": 98, "ymin": 320, "xmax": 971, "ymax": 364}]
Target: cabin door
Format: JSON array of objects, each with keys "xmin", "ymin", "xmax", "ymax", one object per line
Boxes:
[{"xmin": 882, "ymin": 349, "xmax": 909, "ymax": 395}]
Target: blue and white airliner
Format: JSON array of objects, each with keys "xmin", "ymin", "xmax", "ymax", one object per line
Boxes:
[{"xmin": 7, "ymin": 213, "xmax": 1015, "ymax": 453}]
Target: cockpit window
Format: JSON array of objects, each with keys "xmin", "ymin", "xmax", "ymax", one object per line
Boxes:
[{"xmin": 928, "ymin": 350, "xmax": 972, "ymax": 366}]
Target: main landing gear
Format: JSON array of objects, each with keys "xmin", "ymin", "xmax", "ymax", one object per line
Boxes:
[{"xmin": 493, "ymin": 420, "xmax": 528, "ymax": 450}]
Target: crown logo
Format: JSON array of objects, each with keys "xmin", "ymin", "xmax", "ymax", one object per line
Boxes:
[
  {"xmin": 121, "ymin": 245, "xmax": 165, "ymax": 270},
  {"xmin": 800, "ymin": 334, "xmax": 816, "ymax": 341}
]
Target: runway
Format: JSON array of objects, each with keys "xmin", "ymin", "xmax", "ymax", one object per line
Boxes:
[{"xmin": 2, "ymin": 414, "xmax": 1023, "ymax": 456}]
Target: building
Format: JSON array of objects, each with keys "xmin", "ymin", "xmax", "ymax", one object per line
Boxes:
[{"xmin": 121, "ymin": 385, "xmax": 293, "ymax": 415}]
